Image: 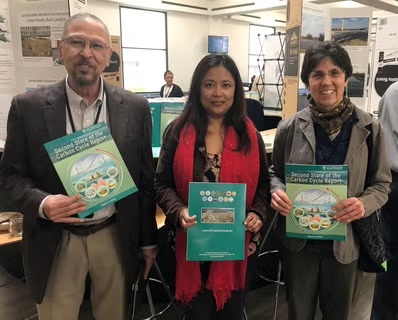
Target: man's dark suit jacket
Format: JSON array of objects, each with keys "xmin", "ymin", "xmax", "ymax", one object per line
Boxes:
[
  {"xmin": 0, "ymin": 80, "xmax": 157, "ymax": 303},
  {"xmin": 160, "ymin": 84, "xmax": 184, "ymax": 98}
]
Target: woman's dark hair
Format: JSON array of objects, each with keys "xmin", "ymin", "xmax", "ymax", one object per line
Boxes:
[
  {"xmin": 170, "ymin": 54, "xmax": 250, "ymax": 153},
  {"xmin": 164, "ymin": 70, "xmax": 173, "ymax": 78},
  {"xmin": 300, "ymin": 41, "xmax": 353, "ymax": 86}
]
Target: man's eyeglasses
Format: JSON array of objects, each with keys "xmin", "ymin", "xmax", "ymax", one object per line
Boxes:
[
  {"xmin": 62, "ymin": 37, "xmax": 109, "ymax": 52},
  {"xmin": 309, "ymin": 69, "xmax": 345, "ymax": 81}
]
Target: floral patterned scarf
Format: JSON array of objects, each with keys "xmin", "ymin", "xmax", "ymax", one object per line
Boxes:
[{"xmin": 309, "ymin": 96, "xmax": 355, "ymax": 140}]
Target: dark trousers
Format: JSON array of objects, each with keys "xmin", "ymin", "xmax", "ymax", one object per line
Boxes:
[
  {"xmin": 282, "ymin": 244, "xmax": 357, "ymax": 320},
  {"xmin": 371, "ymin": 172, "xmax": 398, "ymax": 319},
  {"xmin": 372, "ymin": 259, "xmax": 398, "ymax": 320},
  {"xmin": 183, "ymin": 289, "xmax": 246, "ymax": 320},
  {"xmin": 183, "ymin": 250, "xmax": 257, "ymax": 320}
]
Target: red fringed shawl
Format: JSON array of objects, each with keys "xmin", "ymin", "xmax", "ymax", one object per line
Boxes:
[{"xmin": 173, "ymin": 119, "xmax": 260, "ymax": 310}]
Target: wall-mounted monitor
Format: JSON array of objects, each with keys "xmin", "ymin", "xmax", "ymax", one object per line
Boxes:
[{"xmin": 208, "ymin": 35, "xmax": 228, "ymax": 54}]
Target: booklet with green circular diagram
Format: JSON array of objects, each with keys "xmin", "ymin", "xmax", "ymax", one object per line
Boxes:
[
  {"xmin": 187, "ymin": 182, "xmax": 246, "ymax": 261},
  {"xmin": 44, "ymin": 122, "xmax": 138, "ymax": 218},
  {"xmin": 285, "ymin": 164, "xmax": 348, "ymax": 241}
]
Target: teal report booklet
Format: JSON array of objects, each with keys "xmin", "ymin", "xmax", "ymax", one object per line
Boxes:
[
  {"xmin": 187, "ymin": 182, "xmax": 246, "ymax": 261},
  {"xmin": 149, "ymin": 101, "xmax": 161, "ymax": 148},
  {"xmin": 160, "ymin": 101, "xmax": 185, "ymax": 143},
  {"xmin": 44, "ymin": 122, "xmax": 138, "ymax": 218},
  {"xmin": 285, "ymin": 164, "xmax": 348, "ymax": 241},
  {"xmin": 149, "ymin": 99, "xmax": 185, "ymax": 158}
]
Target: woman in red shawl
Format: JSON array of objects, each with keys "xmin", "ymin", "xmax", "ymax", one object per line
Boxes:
[{"xmin": 155, "ymin": 54, "xmax": 271, "ymax": 320}]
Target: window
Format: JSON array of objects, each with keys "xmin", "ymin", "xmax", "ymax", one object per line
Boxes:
[
  {"xmin": 120, "ymin": 7, "xmax": 167, "ymax": 94},
  {"xmin": 248, "ymin": 24, "xmax": 275, "ymax": 81}
]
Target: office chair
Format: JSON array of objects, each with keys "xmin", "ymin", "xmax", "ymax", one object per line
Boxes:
[
  {"xmin": 130, "ymin": 260, "xmax": 181, "ymax": 320},
  {"xmin": 244, "ymin": 211, "xmax": 284, "ymax": 320},
  {"xmin": 245, "ymin": 98, "xmax": 266, "ymax": 131},
  {"xmin": 263, "ymin": 115, "xmax": 282, "ymax": 131}
]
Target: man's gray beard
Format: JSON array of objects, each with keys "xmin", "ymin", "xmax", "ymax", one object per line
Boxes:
[{"xmin": 75, "ymin": 74, "xmax": 98, "ymax": 87}]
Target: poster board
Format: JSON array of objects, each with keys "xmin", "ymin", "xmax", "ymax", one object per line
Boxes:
[
  {"xmin": 330, "ymin": 8, "xmax": 373, "ymax": 111},
  {"xmin": 282, "ymin": 0, "xmax": 303, "ymax": 119},
  {"xmin": 0, "ymin": 0, "xmax": 87, "ymax": 142},
  {"xmin": 369, "ymin": 15, "xmax": 398, "ymax": 116},
  {"xmin": 102, "ymin": 35, "xmax": 123, "ymax": 88}
]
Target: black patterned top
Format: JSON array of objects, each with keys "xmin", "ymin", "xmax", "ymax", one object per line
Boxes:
[
  {"xmin": 203, "ymin": 153, "xmax": 221, "ymax": 183},
  {"xmin": 202, "ymin": 152, "xmax": 261, "ymax": 256}
]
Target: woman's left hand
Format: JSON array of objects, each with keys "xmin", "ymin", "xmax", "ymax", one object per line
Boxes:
[
  {"xmin": 244, "ymin": 212, "xmax": 263, "ymax": 232},
  {"xmin": 333, "ymin": 197, "xmax": 365, "ymax": 223}
]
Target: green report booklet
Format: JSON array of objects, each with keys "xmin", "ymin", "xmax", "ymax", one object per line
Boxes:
[
  {"xmin": 187, "ymin": 182, "xmax": 246, "ymax": 261},
  {"xmin": 160, "ymin": 101, "xmax": 185, "ymax": 144},
  {"xmin": 285, "ymin": 164, "xmax": 348, "ymax": 241},
  {"xmin": 44, "ymin": 122, "xmax": 138, "ymax": 218},
  {"xmin": 150, "ymin": 101, "xmax": 161, "ymax": 148}
]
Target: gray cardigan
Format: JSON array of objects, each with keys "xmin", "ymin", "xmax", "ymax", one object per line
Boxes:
[{"xmin": 269, "ymin": 106, "xmax": 391, "ymax": 264}]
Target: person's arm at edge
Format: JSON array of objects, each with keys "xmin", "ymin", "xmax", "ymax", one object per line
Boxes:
[
  {"xmin": 268, "ymin": 120, "xmax": 287, "ymax": 194},
  {"xmin": 0, "ymin": 96, "xmax": 50, "ymax": 221},
  {"xmin": 357, "ymin": 118, "xmax": 391, "ymax": 216},
  {"xmin": 138, "ymin": 100, "xmax": 158, "ymax": 278},
  {"xmin": 139, "ymin": 99, "xmax": 158, "ymax": 246},
  {"xmin": 154, "ymin": 124, "xmax": 187, "ymax": 228},
  {"xmin": 247, "ymin": 131, "xmax": 271, "ymax": 224}
]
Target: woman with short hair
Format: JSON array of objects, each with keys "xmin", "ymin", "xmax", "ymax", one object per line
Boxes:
[{"xmin": 269, "ymin": 41, "xmax": 391, "ymax": 320}]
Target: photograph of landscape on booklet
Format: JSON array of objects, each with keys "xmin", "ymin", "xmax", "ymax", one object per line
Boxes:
[{"xmin": 44, "ymin": 122, "xmax": 137, "ymax": 218}]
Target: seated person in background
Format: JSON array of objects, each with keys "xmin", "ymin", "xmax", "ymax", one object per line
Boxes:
[{"xmin": 160, "ymin": 70, "xmax": 184, "ymax": 98}]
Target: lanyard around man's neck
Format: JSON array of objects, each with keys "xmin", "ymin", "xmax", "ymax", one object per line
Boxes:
[{"xmin": 65, "ymin": 89, "xmax": 105, "ymax": 133}]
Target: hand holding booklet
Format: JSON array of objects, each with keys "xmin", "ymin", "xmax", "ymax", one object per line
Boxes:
[
  {"xmin": 44, "ymin": 122, "xmax": 138, "ymax": 218},
  {"xmin": 187, "ymin": 182, "xmax": 246, "ymax": 261}
]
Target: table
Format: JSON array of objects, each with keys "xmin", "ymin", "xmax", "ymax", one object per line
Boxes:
[
  {"xmin": 156, "ymin": 205, "xmax": 165, "ymax": 229},
  {"xmin": 260, "ymin": 128, "xmax": 276, "ymax": 154},
  {"xmin": 0, "ymin": 213, "xmax": 22, "ymax": 246},
  {"xmin": 0, "ymin": 211, "xmax": 164, "ymax": 245},
  {"xmin": 0, "ymin": 210, "xmax": 164, "ymax": 245},
  {"xmin": 0, "ymin": 232, "xmax": 21, "ymax": 246}
]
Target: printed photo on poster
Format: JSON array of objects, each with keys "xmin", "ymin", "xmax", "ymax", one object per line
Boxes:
[
  {"xmin": 347, "ymin": 73, "xmax": 365, "ymax": 98},
  {"xmin": 18, "ymin": 10, "xmax": 69, "ymax": 66},
  {"xmin": 301, "ymin": 12, "xmax": 325, "ymax": 53},
  {"xmin": 331, "ymin": 17, "xmax": 369, "ymax": 47},
  {"xmin": 21, "ymin": 25, "xmax": 51, "ymax": 57},
  {"xmin": 102, "ymin": 35, "xmax": 122, "ymax": 87},
  {"xmin": 369, "ymin": 15, "xmax": 398, "ymax": 115}
]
